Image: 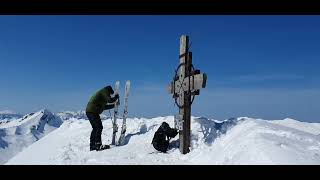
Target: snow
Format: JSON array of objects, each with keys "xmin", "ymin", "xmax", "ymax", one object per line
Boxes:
[
  {"xmin": 5, "ymin": 115, "xmax": 320, "ymax": 165},
  {"xmin": 0, "ymin": 110, "xmax": 22, "ymax": 123},
  {"xmin": 56, "ymin": 111, "xmax": 109, "ymax": 121},
  {"xmin": 0, "ymin": 109, "xmax": 63, "ymax": 164},
  {"xmin": 271, "ymin": 118, "xmax": 320, "ymax": 135}
]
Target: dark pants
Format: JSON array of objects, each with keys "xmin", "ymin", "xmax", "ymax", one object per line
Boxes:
[
  {"xmin": 86, "ymin": 112, "xmax": 103, "ymax": 147},
  {"xmin": 151, "ymin": 122, "xmax": 178, "ymax": 153}
]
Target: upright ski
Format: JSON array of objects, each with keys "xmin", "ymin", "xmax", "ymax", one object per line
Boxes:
[
  {"xmin": 117, "ymin": 80, "xmax": 131, "ymax": 146},
  {"xmin": 111, "ymin": 81, "xmax": 120, "ymax": 145}
]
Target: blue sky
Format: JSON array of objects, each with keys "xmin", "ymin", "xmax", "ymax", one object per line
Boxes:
[{"xmin": 0, "ymin": 15, "xmax": 319, "ymax": 122}]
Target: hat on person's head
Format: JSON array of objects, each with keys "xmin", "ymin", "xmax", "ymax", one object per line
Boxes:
[{"xmin": 105, "ymin": 85, "xmax": 114, "ymax": 94}]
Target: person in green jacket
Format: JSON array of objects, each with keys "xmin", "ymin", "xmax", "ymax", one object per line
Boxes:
[{"xmin": 86, "ymin": 85, "xmax": 119, "ymax": 151}]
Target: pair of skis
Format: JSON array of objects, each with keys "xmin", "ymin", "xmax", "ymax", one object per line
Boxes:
[{"xmin": 111, "ymin": 80, "xmax": 130, "ymax": 146}]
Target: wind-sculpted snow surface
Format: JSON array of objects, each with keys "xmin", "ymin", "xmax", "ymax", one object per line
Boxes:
[{"xmin": 6, "ymin": 115, "xmax": 320, "ymax": 165}]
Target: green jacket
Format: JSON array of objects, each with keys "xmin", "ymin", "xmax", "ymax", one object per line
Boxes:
[{"xmin": 86, "ymin": 87, "xmax": 117, "ymax": 114}]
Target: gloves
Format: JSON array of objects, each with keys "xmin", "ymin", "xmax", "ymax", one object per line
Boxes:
[{"xmin": 115, "ymin": 94, "xmax": 119, "ymax": 100}]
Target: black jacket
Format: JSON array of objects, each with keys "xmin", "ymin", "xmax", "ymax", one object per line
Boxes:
[{"xmin": 152, "ymin": 122, "xmax": 178, "ymax": 152}]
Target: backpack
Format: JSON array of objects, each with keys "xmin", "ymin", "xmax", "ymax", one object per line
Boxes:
[{"xmin": 151, "ymin": 122, "xmax": 178, "ymax": 153}]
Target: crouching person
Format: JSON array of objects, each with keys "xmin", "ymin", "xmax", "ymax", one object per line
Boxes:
[{"xmin": 151, "ymin": 122, "xmax": 178, "ymax": 153}]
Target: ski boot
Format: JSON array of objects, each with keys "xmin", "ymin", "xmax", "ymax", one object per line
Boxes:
[
  {"xmin": 96, "ymin": 144, "xmax": 110, "ymax": 151},
  {"xmin": 90, "ymin": 143, "xmax": 110, "ymax": 151}
]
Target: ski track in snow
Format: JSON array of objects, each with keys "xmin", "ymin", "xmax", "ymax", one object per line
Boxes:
[{"xmin": 5, "ymin": 116, "xmax": 320, "ymax": 165}]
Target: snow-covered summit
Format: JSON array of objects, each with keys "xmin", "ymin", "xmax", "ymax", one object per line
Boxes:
[{"xmin": 6, "ymin": 115, "xmax": 320, "ymax": 165}]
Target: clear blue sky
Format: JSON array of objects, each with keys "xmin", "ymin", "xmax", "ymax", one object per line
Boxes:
[{"xmin": 0, "ymin": 15, "xmax": 320, "ymax": 122}]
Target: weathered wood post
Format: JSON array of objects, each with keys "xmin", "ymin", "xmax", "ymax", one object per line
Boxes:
[{"xmin": 168, "ymin": 35, "xmax": 207, "ymax": 154}]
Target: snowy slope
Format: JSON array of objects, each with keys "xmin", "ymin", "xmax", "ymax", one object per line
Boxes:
[
  {"xmin": 0, "ymin": 109, "xmax": 63, "ymax": 164},
  {"xmin": 6, "ymin": 116, "xmax": 320, "ymax": 165}
]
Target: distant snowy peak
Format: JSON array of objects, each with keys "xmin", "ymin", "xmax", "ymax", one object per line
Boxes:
[
  {"xmin": 56, "ymin": 110, "xmax": 109, "ymax": 120},
  {"xmin": 56, "ymin": 110, "xmax": 88, "ymax": 120},
  {"xmin": 0, "ymin": 110, "xmax": 22, "ymax": 122},
  {"xmin": 21, "ymin": 109, "xmax": 52, "ymax": 121},
  {"xmin": 0, "ymin": 110, "xmax": 16, "ymax": 114},
  {"xmin": 30, "ymin": 109, "xmax": 63, "ymax": 129},
  {"xmin": 1, "ymin": 109, "xmax": 63, "ymax": 130}
]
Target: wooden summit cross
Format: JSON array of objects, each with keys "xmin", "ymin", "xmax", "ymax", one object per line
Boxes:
[{"xmin": 168, "ymin": 35, "xmax": 207, "ymax": 154}]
